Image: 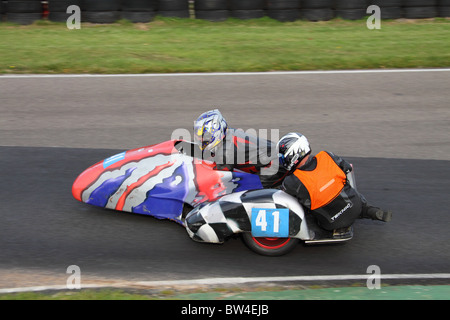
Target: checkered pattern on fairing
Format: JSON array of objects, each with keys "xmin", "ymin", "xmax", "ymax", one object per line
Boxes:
[{"xmin": 185, "ymin": 189, "xmax": 312, "ymax": 243}]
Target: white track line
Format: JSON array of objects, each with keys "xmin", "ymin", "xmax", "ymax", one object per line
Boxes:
[
  {"xmin": 0, "ymin": 68, "xmax": 450, "ymax": 79},
  {"xmin": 1, "ymin": 273, "xmax": 449, "ymax": 294}
]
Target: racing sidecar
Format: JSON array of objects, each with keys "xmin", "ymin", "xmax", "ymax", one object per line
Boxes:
[{"xmin": 72, "ymin": 140, "xmax": 353, "ymax": 256}]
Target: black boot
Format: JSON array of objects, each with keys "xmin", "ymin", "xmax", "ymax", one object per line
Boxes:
[
  {"xmin": 332, "ymin": 226, "xmax": 354, "ymax": 239},
  {"xmin": 361, "ymin": 204, "xmax": 392, "ymax": 222}
]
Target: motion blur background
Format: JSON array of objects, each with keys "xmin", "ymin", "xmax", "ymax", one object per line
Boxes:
[{"xmin": 0, "ymin": 0, "xmax": 449, "ymax": 25}]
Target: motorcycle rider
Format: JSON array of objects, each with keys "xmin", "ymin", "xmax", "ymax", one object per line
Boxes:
[
  {"xmin": 193, "ymin": 109, "xmax": 286, "ymax": 187},
  {"xmin": 277, "ymin": 132, "xmax": 392, "ymax": 238}
]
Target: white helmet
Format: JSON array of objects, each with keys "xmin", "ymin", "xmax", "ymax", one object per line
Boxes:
[{"xmin": 277, "ymin": 132, "xmax": 311, "ymax": 171}]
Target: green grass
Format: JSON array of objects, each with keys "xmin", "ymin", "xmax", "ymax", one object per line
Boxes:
[
  {"xmin": 1, "ymin": 285, "xmax": 449, "ymax": 300},
  {"xmin": 0, "ymin": 17, "xmax": 449, "ymax": 74},
  {"xmin": 0, "ymin": 289, "xmax": 151, "ymax": 300}
]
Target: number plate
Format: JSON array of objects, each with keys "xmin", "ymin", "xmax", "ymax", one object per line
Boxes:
[{"xmin": 251, "ymin": 208, "xmax": 289, "ymax": 238}]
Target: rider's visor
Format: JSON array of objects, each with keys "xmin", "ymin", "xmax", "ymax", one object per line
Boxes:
[
  {"xmin": 194, "ymin": 126, "xmax": 213, "ymax": 150},
  {"xmin": 278, "ymin": 153, "xmax": 286, "ymax": 167}
]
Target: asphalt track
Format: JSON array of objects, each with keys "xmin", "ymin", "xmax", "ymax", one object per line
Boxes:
[{"xmin": 0, "ymin": 70, "xmax": 449, "ymax": 290}]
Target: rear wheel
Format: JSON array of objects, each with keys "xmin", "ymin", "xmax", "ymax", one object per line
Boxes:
[{"xmin": 241, "ymin": 233, "xmax": 299, "ymax": 256}]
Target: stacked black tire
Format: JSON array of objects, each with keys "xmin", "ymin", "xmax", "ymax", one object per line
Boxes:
[
  {"xmin": 300, "ymin": 0, "xmax": 334, "ymax": 21},
  {"xmin": 0, "ymin": 0, "xmax": 446, "ymax": 25},
  {"xmin": 194, "ymin": 0, "xmax": 228, "ymax": 21},
  {"xmin": 121, "ymin": 0, "xmax": 157, "ymax": 23},
  {"xmin": 81, "ymin": 0, "xmax": 121, "ymax": 23},
  {"xmin": 229, "ymin": 0, "xmax": 265, "ymax": 20},
  {"xmin": 48, "ymin": 0, "xmax": 81, "ymax": 22},
  {"xmin": 370, "ymin": 0, "xmax": 402, "ymax": 20},
  {"xmin": 158, "ymin": 0, "xmax": 190, "ymax": 18},
  {"xmin": 0, "ymin": 1, "xmax": 6, "ymax": 22},
  {"xmin": 403, "ymin": 0, "xmax": 437, "ymax": 19},
  {"xmin": 267, "ymin": 0, "xmax": 301, "ymax": 22},
  {"xmin": 334, "ymin": 0, "xmax": 367, "ymax": 20},
  {"xmin": 5, "ymin": 0, "xmax": 42, "ymax": 25},
  {"xmin": 439, "ymin": 0, "xmax": 450, "ymax": 17}
]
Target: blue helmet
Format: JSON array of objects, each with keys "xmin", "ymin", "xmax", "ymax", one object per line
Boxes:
[{"xmin": 194, "ymin": 109, "xmax": 228, "ymax": 152}]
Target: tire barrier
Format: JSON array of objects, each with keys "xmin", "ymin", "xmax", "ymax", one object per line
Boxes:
[
  {"xmin": 194, "ymin": 0, "xmax": 228, "ymax": 21},
  {"xmin": 81, "ymin": 0, "xmax": 121, "ymax": 23},
  {"xmin": 439, "ymin": 0, "xmax": 450, "ymax": 17},
  {"xmin": 370, "ymin": 0, "xmax": 402, "ymax": 19},
  {"xmin": 0, "ymin": 1, "xmax": 447, "ymax": 25},
  {"xmin": 48, "ymin": 0, "xmax": 81, "ymax": 22},
  {"xmin": 121, "ymin": 0, "xmax": 158, "ymax": 22},
  {"xmin": 6, "ymin": 0, "xmax": 43, "ymax": 25},
  {"xmin": 334, "ymin": 0, "xmax": 368, "ymax": 20},
  {"xmin": 403, "ymin": 0, "xmax": 438, "ymax": 19},
  {"xmin": 229, "ymin": 0, "xmax": 265, "ymax": 20},
  {"xmin": 266, "ymin": 0, "xmax": 301, "ymax": 22},
  {"xmin": 300, "ymin": 0, "xmax": 334, "ymax": 21},
  {"xmin": 0, "ymin": 1, "xmax": 5, "ymax": 22},
  {"xmin": 157, "ymin": 0, "xmax": 190, "ymax": 18}
]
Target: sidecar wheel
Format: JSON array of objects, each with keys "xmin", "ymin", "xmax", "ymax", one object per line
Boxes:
[{"xmin": 241, "ymin": 233, "xmax": 299, "ymax": 256}]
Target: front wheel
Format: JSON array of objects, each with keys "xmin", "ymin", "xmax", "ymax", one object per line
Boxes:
[{"xmin": 241, "ymin": 233, "xmax": 299, "ymax": 256}]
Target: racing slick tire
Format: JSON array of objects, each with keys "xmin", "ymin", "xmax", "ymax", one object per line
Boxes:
[{"xmin": 241, "ymin": 233, "xmax": 299, "ymax": 256}]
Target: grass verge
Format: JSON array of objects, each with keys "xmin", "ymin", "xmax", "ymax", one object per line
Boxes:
[
  {"xmin": 0, "ymin": 17, "xmax": 449, "ymax": 74},
  {"xmin": 1, "ymin": 285, "xmax": 449, "ymax": 300}
]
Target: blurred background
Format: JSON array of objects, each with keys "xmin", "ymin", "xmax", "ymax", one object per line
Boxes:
[{"xmin": 0, "ymin": 0, "xmax": 449, "ymax": 25}]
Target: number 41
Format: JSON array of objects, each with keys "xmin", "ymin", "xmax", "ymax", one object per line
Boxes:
[{"xmin": 255, "ymin": 209, "xmax": 280, "ymax": 233}]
